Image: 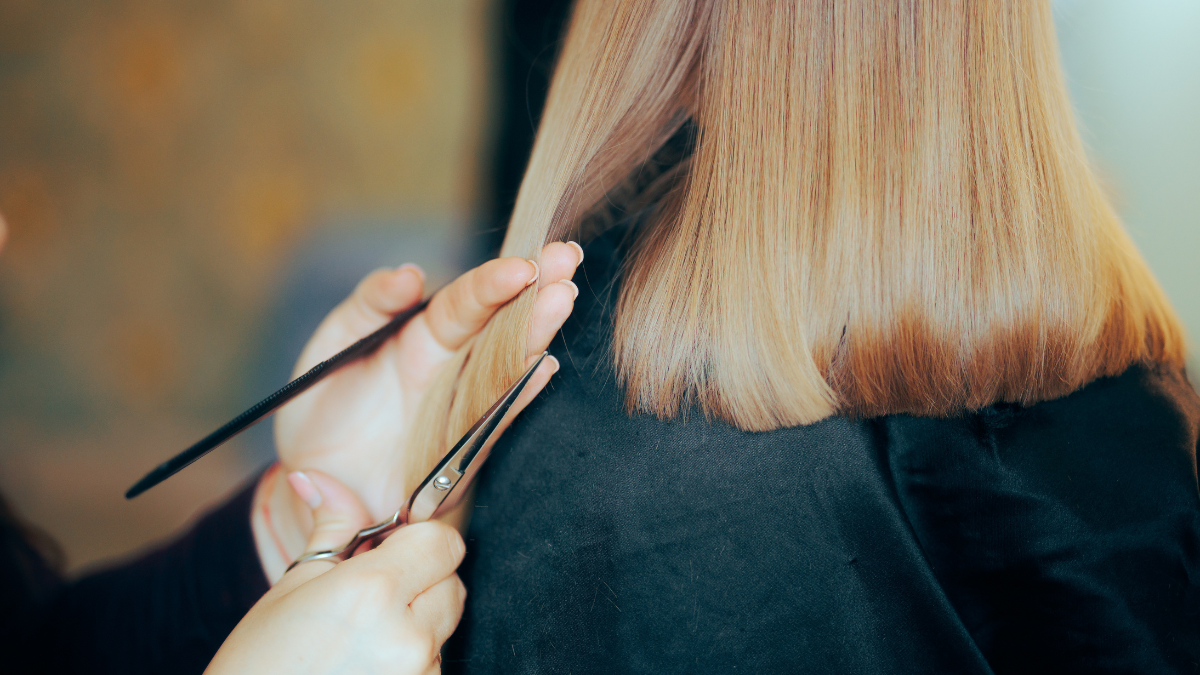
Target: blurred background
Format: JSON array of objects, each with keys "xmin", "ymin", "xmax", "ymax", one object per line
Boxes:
[{"xmin": 0, "ymin": 0, "xmax": 1196, "ymax": 574}]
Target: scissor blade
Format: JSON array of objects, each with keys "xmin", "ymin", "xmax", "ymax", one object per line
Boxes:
[
  {"xmin": 403, "ymin": 352, "xmax": 548, "ymax": 524},
  {"xmin": 286, "ymin": 351, "xmax": 551, "ymax": 571}
]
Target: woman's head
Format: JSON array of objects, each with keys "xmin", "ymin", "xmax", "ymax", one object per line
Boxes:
[{"xmin": 408, "ymin": 0, "xmax": 1185, "ymax": 481}]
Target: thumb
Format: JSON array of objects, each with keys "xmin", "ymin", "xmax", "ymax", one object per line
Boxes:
[
  {"xmin": 293, "ymin": 265, "xmax": 424, "ymax": 374},
  {"xmin": 278, "ymin": 470, "xmax": 374, "ymax": 589}
]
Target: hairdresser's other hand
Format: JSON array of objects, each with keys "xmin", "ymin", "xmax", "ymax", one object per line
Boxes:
[
  {"xmin": 273, "ymin": 243, "xmax": 583, "ymax": 520},
  {"xmin": 210, "ymin": 470, "xmax": 465, "ymax": 675}
]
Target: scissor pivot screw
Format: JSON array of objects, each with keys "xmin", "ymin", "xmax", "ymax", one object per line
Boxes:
[{"xmin": 433, "ymin": 476, "xmax": 453, "ymax": 491}]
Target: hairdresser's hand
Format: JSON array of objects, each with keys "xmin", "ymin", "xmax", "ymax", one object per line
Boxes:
[
  {"xmin": 273, "ymin": 243, "xmax": 583, "ymax": 523},
  {"xmin": 210, "ymin": 470, "xmax": 465, "ymax": 675}
]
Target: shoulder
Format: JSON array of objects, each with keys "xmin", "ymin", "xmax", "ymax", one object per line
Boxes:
[
  {"xmin": 983, "ymin": 364, "xmax": 1199, "ymax": 521},
  {"xmin": 1021, "ymin": 363, "xmax": 1200, "ymax": 456},
  {"xmin": 884, "ymin": 365, "xmax": 1200, "ymax": 671},
  {"xmin": 884, "ymin": 364, "xmax": 1200, "ymax": 555},
  {"xmin": 886, "ymin": 364, "xmax": 1200, "ymax": 505}
]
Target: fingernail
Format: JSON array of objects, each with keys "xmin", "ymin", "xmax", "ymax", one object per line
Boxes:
[
  {"xmin": 287, "ymin": 472, "xmax": 322, "ymax": 509},
  {"xmin": 525, "ymin": 259, "xmax": 540, "ymax": 286},
  {"xmin": 547, "ymin": 354, "xmax": 561, "ymax": 374},
  {"xmin": 567, "ymin": 241, "xmax": 584, "ymax": 266},
  {"xmin": 558, "ymin": 279, "xmax": 579, "ymax": 299},
  {"xmin": 396, "ymin": 263, "xmax": 425, "ymax": 282}
]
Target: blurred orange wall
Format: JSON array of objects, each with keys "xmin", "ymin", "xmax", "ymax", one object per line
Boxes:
[{"xmin": 0, "ymin": 0, "xmax": 493, "ymax": 572}]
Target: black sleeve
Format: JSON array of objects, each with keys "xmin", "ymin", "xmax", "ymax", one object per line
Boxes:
[
  {"xmin": 33, "ymin": 475, "xmax": 271, "ymax": 675},
  {"xmin": 887, "ymin": 366, "xmax": 1200, "ymax": 675}
]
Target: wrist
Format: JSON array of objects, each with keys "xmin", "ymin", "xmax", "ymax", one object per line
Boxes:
[{"xmin": 251, "ymin": 463, "xmax": 314, "ymax": 584}]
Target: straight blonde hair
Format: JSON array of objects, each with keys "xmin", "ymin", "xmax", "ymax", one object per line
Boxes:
[{"xmin": 404, "ymin": 0, "xmax": 1185, "ymax": 494}]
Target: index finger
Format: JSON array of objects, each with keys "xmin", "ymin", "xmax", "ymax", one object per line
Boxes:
[
  {"xmin": 422, "ymin": 242, "xmax": 584, "ymax": 352},
  {"xmin": 422, "ymin": 256, "xmax": 538, "ymax": 352},
  {"xmin": 346, "ymin": 521, "xmax": 467, "ymax": 605}
]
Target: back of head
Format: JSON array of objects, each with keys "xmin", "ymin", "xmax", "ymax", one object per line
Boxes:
[{"xmin": 406, "ymin": 0, "xmax": 1186, "ymax": 483}]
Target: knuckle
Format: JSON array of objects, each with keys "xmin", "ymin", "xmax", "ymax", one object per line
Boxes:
[
  {"xmin": 385, "ymin": 631, "xmax": 438, "ymax": 672},
  {"xmin": 405, "ymin": 522, "xmax": 461, "ymax": 569},
  {"xmin": 447, "ymin": 274, "xmax": 478, "ymax": 318},
  {"xmin": 349, "ymin": 269, "xmax": 391, "ymax": 317},
  {"xmin": 531, "ymin": 286, "xmax": 574, "ymax": 325},
  {"xmin": 485, "ymin": 258, "xmax": 530, "ymax": 296},
  {"xmin": 441, "ymin": 284, "xmax": 463, "ymax": 318},
  {"xmin": 345, "ymin": 568, "xmax": 401, "ymax": 606},
  {"xmin": 355, "ymin": 268, "xmax": 389, "ymax": 298},
  {"xmin": 472, "ymin": 262, "xmax": 503, "ymax": 303},
  {"xmin": 541, "ymin": 281, "xmax": 574, "ymax": 307},
  {"xmin": 415, "ymin": 520, "xmax": 450, "ymax": 549}
]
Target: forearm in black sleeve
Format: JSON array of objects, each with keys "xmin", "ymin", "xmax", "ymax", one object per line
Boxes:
[{"xmin": 33, "ymin": 473, "xmax": 270, "ymax": 675}]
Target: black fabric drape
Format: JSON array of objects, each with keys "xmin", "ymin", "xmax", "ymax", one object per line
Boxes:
[
  {"xmin": 2, "ymin": 475, "xmax": 268, "ymax": 675},
  {"xmin": 445, "ymin": 223, "xmax": 1200, "ymax": 674}
]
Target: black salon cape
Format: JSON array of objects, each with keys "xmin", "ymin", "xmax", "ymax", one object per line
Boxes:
[
  {"xmin": 1, "ymin": 478, "xmax": 269, "ymax": 674},
  {"xmin": 445, "ymin": 228, "xmax": 1200, "ymax": 674}
]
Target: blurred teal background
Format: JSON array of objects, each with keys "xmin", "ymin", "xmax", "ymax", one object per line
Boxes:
[
  {"xmin": 0, "ymin": 0, "xmax": 1195, "ymax": 573},
  {"xmin": 1060, "ymin": 0, "xmax": 1200, "ymax": 372},
  {"xmin": 1055, "ymin": 0, "xmax": 1200, "ymax": 377}
]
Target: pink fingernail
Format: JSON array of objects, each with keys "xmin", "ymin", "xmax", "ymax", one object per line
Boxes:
[
  {"xmin": 559, "ymin": 279, "xmax": 579, "ymax": 299},
  {"xmin": 567, "ymin": 241, "xmax": 584, "ymax": 266},
  {"xmin": 547, "ymin": 354, "xmax": 561, "ymax": 374},
  {"xmin": 525, "ymin": 260, "xmax": 540, "ymax": 286},
  {"xmin": 287, "ymin": 472, "xmax": 322, "ymax": 509},
  {"xmin": 396, "ymin": 263, "xmax": 425, "ymax": 282}
]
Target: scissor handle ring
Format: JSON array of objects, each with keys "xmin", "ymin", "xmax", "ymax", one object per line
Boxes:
[
  {"xmin": 284, "ymin": 508, "xmax": 405, "ymax": 573},
  {"xmin": 286, "ymin": 548, "xmax": 349, "ymax": 571}
]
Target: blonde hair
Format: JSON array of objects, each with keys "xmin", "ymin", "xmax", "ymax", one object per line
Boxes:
[{"xmin": 405, "ymin": 0, "xmax": 1185, "ymax": 494}]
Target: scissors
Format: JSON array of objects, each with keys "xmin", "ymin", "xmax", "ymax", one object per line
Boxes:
[
  {"xmin": 125, "ymin": 292, "xmax": 547, "ymax": 567},
  {"xmin": 288, "ymin": 351, "xmax": 546, "ymax": 570}
]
